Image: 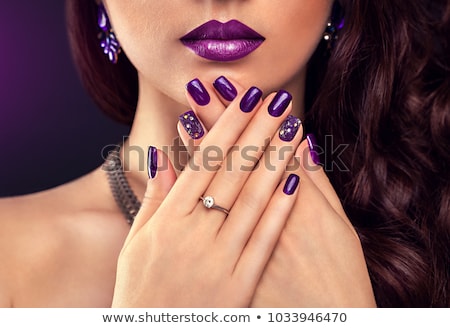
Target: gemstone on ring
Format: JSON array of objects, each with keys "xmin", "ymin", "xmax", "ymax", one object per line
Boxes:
[
  {"xmin": 200, "ymin": 196, "xmax": 230, "ymax": 215},
  {"xmin": 203, "ymin": 196, "xmax": 215, "ymax": 208}
]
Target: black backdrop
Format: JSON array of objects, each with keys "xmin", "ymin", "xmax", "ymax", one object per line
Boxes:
[{"xmin": 0, "ymin": 1, "xmax": 130, "ymax": 197}]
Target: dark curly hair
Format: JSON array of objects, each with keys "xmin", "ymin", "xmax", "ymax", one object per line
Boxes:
[
  {"xmin": 307, "ymin": 0, "xmax": 450, "ymax": 306},
  {"xmin": 66, "ymin": 0, "xmax": 450, "ymax": 306}
]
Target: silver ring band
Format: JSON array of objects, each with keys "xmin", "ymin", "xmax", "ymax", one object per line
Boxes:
[{"xmin": 200, "ymin": 196, "xmax": 230, "ymax": 215}]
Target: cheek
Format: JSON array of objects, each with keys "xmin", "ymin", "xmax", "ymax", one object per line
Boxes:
[
  {"xmin": 105, "ymin": 2, "xmax": 172, "ymax": 64},
  {"xmin": 105, "ymin": 1, "xmax": 189, "ymax": 102},
  {"xmin": 260, "ymin": 0, "xmax": 332, "ymax": 86}
]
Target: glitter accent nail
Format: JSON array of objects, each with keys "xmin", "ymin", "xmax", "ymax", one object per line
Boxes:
[
  {"xmin": 279, "ymin": 115, "xmax": 302, "ymax": 142},
  {"xmin": 179, "ymin": 110, "xmax": 204, "ymax": 140}
]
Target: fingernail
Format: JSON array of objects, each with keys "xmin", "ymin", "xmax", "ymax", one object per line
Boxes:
[
  {"xmin": 148, "ymin": 146, "xmax": 158, "ymax": 179},
  {"xmin": 283, "ymin": 174, "xmax": 300, "ymax": 195},
  {"xmin": 240, "ymin": 86, "xmax": 262, "ymax": 113},
  {"xmin": 279, "ymin": 115, "xmax": 302, "ymax": 142},
  {"xmin": 186, "ymin": 78, "xmax": 210, "ymax": 106},
  {"xmin": 179, "ymin": 110, "xmax": 205, "ymax": 139},
  {"xmin": 213, "ymin": 76, "xmax": 237, "ymax": 101},
  {"xmin": 306, "ymin": 133, "xmax": 321, "ymax": 165},
  {"xmin": 268, "ymin": 90, "xmax": 292, "ymax": 117}
]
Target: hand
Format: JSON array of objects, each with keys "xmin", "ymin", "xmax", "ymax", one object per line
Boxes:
[
  {"xmin": 112, "ymin": 82, "xmax": 303, "ymax": 307},
  {"xmin": 250, "ymin": 141, "xmax": 377, "ymax": 307},
  {"xmin": 188, "ymin": 76, "xmax": 377, "ymax": 307}
]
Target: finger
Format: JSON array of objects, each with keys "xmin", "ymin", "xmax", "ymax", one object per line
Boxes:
[
  {"xmin": 212, "ymin": 76, "xmax": 245, "ymax": 107},
  {"xmin": 233, "ymin": 174, "xmax": 300, "ymax": 290},
  {"xmin": 185, "ymin": 78, "xmax": 225, "ymax": 131},
  {"xmin": 202, "ymin": 90, "xmax": 293, "ymax": 220},
  {"xmin": 169, "ymin": 86, "xmax": 264, "ymax": 211},
  {"xmin": 177, "ymin": 114, "xmax": 206, "ymax": 158},
  {"xmin": 177, "ymin": 109, "xmax": 208, "ymax": 156},
  {"xmin": 186, "ymin": 77, "xmax": 245, "ymax": 132},
  {"xmin": 125, "ymin": 147, "xmax": 177, "ymax": 244},
  {"xmin": 180, "ymin": 77, "xmax": 245, "ymax": 158},
  {"xmin": 296, "ymin": 136, "xmax": 353, "ymax": 228},
  {"xmin": 219, "ymin": 116, "xmax": 303, "ymax": 251}
]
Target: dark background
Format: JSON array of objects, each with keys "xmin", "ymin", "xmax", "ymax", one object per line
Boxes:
[{"xmin": 0, "ymin": 1, "xmax": 130, "ymax": 197}]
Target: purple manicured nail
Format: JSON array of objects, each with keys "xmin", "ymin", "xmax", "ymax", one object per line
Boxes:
[
  {"xmin": 179, "ymin": 110, "xmax": 204, "ymax": 139},
  {"xmin": 213, "ymin": 76, "xmax": 238, "ymax": 101},
  {"xmin": 283, "ymin": 174, "xmax": 300, "ymax": 195},
  {"xmin": 148, "ymin": 146, "xmax": 158, "ymax": 179},
  {"xmin": 240, "ymin": 87, "xmax": 262, "ymax": 113},
  {"xmin": 306, "ymin": 133, "xmax": 321, "ymax": 165},
  {"xmin": 279, "ymin": 115, "xmax": 302, "ymax": 142},
  {"xmin": 268, "ymin": 90, "xmax": 292, "ymax": 117},
  {"xmin": 186, "ymin": 78, "xmax": 210, "ymax": 106}
]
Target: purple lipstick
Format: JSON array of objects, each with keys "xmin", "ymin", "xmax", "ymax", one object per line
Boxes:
[{"xmin": 180, "ymin": 20, "xmax": 265, "ymax": 62}]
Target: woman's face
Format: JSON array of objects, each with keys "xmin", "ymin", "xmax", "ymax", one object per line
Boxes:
[{"xmin": 103, "ymin": 0, "xmax": 333, "ymax": 105}]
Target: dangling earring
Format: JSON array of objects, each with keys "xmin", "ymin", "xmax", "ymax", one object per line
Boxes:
[
  {"xmin": 323, "ymin": 2, "xmax": 345, "ymax": 50},
  {"xmin": 98, "ymin": 3, "xmax": 121, "ymax": 64}
]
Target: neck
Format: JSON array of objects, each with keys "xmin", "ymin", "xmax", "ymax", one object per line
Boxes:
[
  {"xmin": 121, "ymin": 77, "xmax": 189, "ymax": 199},
  {"xmin": 119, "ymin": 71, "xmax": 307, "ymax": 200}
]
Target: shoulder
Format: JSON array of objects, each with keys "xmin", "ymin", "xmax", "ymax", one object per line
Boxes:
[
  {"xmin": 0, "ymin": 169, "xmax": 130, "ymax": 307},
  {"xmin": 0, "ymin": 194, "xmax": 57, "ymax": 306}
]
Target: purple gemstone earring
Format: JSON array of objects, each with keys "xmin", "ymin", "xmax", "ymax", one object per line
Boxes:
[{"xmin": 98, "ymin": 4, "xmax": 121, "ymax": 64}]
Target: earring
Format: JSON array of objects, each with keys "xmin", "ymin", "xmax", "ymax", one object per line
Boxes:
[
  {"xmin": 98, "ymin": 4, "xmax": 121, "ymax": 64},
  {"xmin": 323, "ymin": 22, "xmax": 336, "ymax": 48},
  {"xmin": 323, "ymin": 2, "xmax": 345, "ymax": 49}
]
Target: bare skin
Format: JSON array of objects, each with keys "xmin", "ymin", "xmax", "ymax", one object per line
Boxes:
[{"xmin": 0, "ymin": 168, "xmax": 129, "ymax": 307}]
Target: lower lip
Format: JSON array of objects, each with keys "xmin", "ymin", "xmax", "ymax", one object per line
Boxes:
[{"xmin": 181, "ymin": 39, "xmax": 264, "ymax": 62}]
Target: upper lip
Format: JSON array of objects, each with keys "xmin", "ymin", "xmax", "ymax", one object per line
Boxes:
[{"xmin": 180, "ymin": 19, "xmax": 265, "ymax": 41}]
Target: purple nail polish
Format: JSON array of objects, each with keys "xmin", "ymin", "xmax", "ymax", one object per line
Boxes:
[
  {"xmin": 148, "ymin": 146, "xmax": 158, "ymax": 179},
  {"xmin": 279, "ymin": 115, "xmax": 302, "ymax": 142},
  {"xmin": 213, "ymin": 76, "xmax": 238, "ymax": 101},
  {"xmin": 179, "ymin": 110, "xmax": 204, "ymax": 139},
  {"xmin": 283, "ymin": 174, "xmax": 300, "ymax": 195},
  {"xmin": 186, "ymin": 78, "xmax": 210, "ymax": 106},
  {"xmin": 306, "ymin": 133, "xmax": 321, "ymax": 165},
  {"xmin": 240, "ymin": 87, "xmax": 262, "ymax": 113},
  {"xmin": 268, "ymin": 90, "xmax": 292, "ymax": 117}
]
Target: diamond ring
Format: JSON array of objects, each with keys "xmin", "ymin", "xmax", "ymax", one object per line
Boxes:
[{"xmin": 200, "ymin": 196, "xmax": 230, "ymax": 215}]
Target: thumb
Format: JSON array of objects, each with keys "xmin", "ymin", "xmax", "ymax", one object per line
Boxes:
[{"xmin": 125, "ymin": 146, "xmax": 177, "ymax": 242}]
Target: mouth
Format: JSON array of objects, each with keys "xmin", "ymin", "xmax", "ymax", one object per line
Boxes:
[{"xmin": 180, "ymin": 20, "xmax": 265, "ymax": 62}]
